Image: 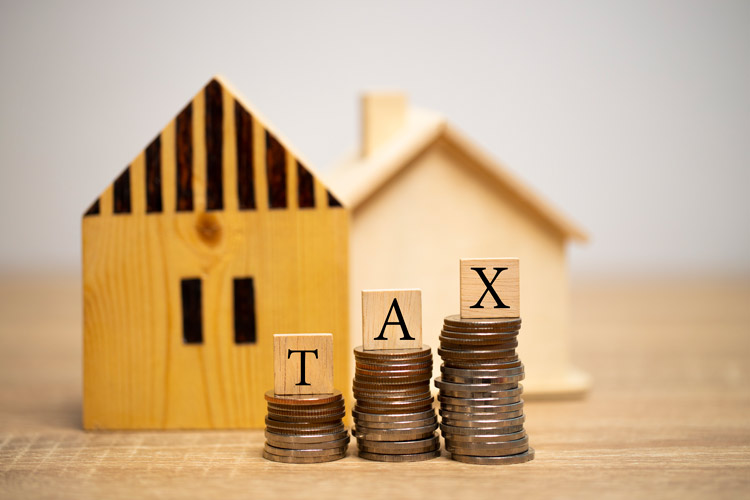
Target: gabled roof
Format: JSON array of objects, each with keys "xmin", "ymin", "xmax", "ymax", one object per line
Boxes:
[
  {"xmin": 329, "ymin": 108, "xmax": 588, "ymax": 242},
  {"xmin": 84, "ymin": 75, "xmax": 343, "ymax": 216}
]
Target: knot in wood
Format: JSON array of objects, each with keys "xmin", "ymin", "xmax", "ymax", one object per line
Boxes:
[{"xmin": 196, "ymin": 213, "xmax": 222, "ymax": 246}]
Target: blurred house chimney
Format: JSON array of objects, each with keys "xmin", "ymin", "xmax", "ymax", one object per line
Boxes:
[{"xmin": 361, "ymin": 92, "xmax": 407, "ymax": 157}]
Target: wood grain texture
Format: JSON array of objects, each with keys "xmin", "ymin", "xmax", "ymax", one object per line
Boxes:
[
  {"xmin": 81, "ymin": 78, "xmax": 349, "ymax": 429},
  {"xmin": 1, "ymin": 277, "xmax": 749, "ymax": 499},
  {"xmin": 361, "ymin": 289, "xmax": 421, "ymax": 350},
  {"xmin": 274, "ymin": 334, "xmax": 334, "ymax": 395},
  {"xmin": 460, "ymin": 258, "xmax": 520, "ymax": 318}
]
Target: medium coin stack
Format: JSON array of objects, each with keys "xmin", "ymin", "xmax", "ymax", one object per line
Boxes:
[
  {"xmin": 263, "ymin": 389, "xmax": 349, "ymax": 463},
  {"xmin": 351, "ymin": 345, "xmax": 441, "ymax": 462},
  {"xmin": 435, "ymin": 315, "xmax": 535, "ymax": 465}
]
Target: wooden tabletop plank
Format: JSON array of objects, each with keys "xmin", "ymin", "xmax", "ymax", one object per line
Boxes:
[{"xmin": 1, "ymin": 276, "xmax": 749, "ymax": 499}]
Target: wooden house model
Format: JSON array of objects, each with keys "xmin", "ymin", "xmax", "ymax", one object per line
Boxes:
[
  {"xmin": 82, "ymin": 77, "xmax": 349, "ymax": 429},
  {"xmin": 330, "ymin": 93, "xmax": 590, "ymax": 397}
]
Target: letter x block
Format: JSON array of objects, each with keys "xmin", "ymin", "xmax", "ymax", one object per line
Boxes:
[
  {"xmin": 273, "ymin": 334, "xmax": 334, "ymax": 395},
  {"xmin": 362, "ymin": 289, "xmax": 422, "ymax": 350},
  {"xmin": 460, "ymin": 258, "xmax": 520, "ymax": 318}
]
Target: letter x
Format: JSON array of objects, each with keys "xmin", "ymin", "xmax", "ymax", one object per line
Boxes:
[{"xmin": 469, "ymin": 267, "xmax": 510, "ymax": 309}]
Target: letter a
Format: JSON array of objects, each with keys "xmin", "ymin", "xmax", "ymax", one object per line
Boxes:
[{"xmin": 373, "ymin": 298, "xmax": 415, "ymax": 341}]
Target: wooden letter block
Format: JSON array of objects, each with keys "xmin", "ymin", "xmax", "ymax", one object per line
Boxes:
[
  {"xmin": 274, "ymin": 334, "xmax": 334, "ymax": 395},
  {"xmin": 460, "ymin": 258, "xmax": 520, "ymax": 318},
  {"xmin": 362, "ymin": 289, "xmax": 422, "ymax": 350}
]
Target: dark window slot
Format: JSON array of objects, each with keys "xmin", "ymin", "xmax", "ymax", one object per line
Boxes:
[
  {"xmin": 181, "ymin": 278, "xmax": 203, "ymax": 344},
  {"xmin": 233, "ymin": 277, "xmax": 257, "ymax": 344}
]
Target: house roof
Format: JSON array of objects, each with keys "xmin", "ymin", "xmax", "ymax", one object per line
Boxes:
[
  {"xmin": 329, "ymin": 108, "xmax": 588, "ymax": 242},
  {"xmin": 85, "ymin": 75, "xmax": 343, "ymax": 214}
]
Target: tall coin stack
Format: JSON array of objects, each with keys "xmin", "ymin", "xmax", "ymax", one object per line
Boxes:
[
  {"xmin": 435, "ymin": 314, "xmax": 535, "ymax": 465},
  {"xmin": 263, "ymin": 389, "xmax": 349, "ymax": 463},
  {"xmin": 352, "ymin": 346, "xmax": 441, "ymax": 461}
]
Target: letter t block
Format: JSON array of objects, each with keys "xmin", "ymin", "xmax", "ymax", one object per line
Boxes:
[
  {"xmin": 460, "ymin": 258, "xmax": 520, "ymax": 318},
  {"xmin": 362, "ymin": 289, "xmax": 422, "ymax": 350},
  {"xmin": 273, "ymin": 334, "xmax": 334, "ymax": 395}
]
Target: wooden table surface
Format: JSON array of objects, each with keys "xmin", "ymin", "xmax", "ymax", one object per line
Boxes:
[{"xmin": 1, "ymin": 276, "xmax": 749, "ymax": 499}]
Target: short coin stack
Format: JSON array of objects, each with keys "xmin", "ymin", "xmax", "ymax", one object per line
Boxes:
[
  {"xmin": 352, "ymin": 346, "xmax": 441, "ymax": 461},
  {"xmin": 263, "ymin": 389, "xmax": 349, "ymax": 463},
  {"xmin": 435, "ymin": 315, "xmax": 534, "ymax": 465}
]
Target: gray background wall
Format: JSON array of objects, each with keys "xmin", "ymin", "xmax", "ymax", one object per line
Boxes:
[{"xmin": 1, "ymin": 0, "xmax": 748, "ymax": 276}]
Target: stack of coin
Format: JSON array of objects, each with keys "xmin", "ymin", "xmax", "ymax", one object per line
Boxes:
[
  {"xmin": 263, "ymin": 389, "xmax": 349, "ymax": 463},
  {"xmin": 351, "ymin": 346, "xmax": 441, "ymax": 462},
  {"xmin": 435, "ymin": 315, "xmax": 534, "ymax": 465}
]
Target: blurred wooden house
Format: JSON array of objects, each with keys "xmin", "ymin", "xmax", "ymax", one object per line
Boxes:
[{"xmin": 330, "ymin": 93, "xmax": 590, "ymax": 397}]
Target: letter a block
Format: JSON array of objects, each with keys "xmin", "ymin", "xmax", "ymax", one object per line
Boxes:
[
  {"xmin": 362, "ymin": 289, "xmax": 422, "ymax": 350},
  {"xmin": 273, "ymin": 334, "xmax": 334, "ymax": 395},
  {"xmin": 460, "ymin": 258, "xmax": 520, "ymax": 318}
]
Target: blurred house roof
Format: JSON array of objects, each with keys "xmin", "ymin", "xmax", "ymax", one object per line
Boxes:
[{"xmin": 330, "ymin": 105, "xmax": 588, "ymax": 242}]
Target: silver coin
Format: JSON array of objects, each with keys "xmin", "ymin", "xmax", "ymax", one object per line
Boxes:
[
  {"xmin": 440, "ymin": 401, "xmax": 524, "ymax": 414},
  {"xmin": 354, "ymin": 345, "xmax": 433, "ymax": 360},
  {"xmin": 264, "ymin": 429, "xmax": 349, "ymax": 445},
  {"xmin": 262, "ymin": 449, "xmax": 347, "ymax": 464},
  {"xmin": 443, "ymin": 429, "xmax": 526, "ymax": 443},
  {"xmin": 356, "ymin": 361, "xmax": 433, "ymax": 372},
  {"xmin": 353, "ymin": 376, "xmax": 431, "ymax": 386},
  {"xmin": 264, "ymin": 443, "xmax": 349, "ymax": 458},
  {"xmin": 439, "ymin": 339, "xmax": 519, "ymax": 351},
  {"xmin": 438, "ymin": 396, "xmax": 521, "ymax": 408},
  {"xmin": 439, "ymin": 389, "xmax": 523, "ymax": 399},
  {"xmin": 441, "ymin": 415, "xmax": 525, "ymax": 428},
  {"xmin": 449, "ymin": 447, "xmax": 535, "ymax": 465},
  {"xmin": 440, "ymin": 423, "xmax": 525, "ymax": 436},
  {"xmin": 353, "ymin": 382, "xmax": 431, "ymax": 393},
  {"xmin": 435, "ymin": 377, "xmax": 518, "ymax": 392},
  {"xmin": 264, "ymin": 416, "xmax": 344, "ymax": 429},
  {"xmin": 443, "ymin": 315, "xmax": 521, "ymax": 331},
  {"xmin": 354, "ymin": 393, "xmax": 433, "ymax": 404},
  {"xmin": 442, "ymin": 359, "xmax": 522, "ymax": 370},
  {"xmin": 358, "ymin": 449, "xmax": 441, "ymax": 462},
  {"xmin": 354, "ymin": 397, "xmax": 434, "ymax": 409},
  {"xmin": 265, "ymin": 422, "xmax": 345, "ymax": 435},
  {"xmin": 354, "ymin": 403, "xmax": 435, "ymax": 415},
  {"xmin": 357, "ymin": 435, "xmax": 439, "ymax": 455},
  {"xmin": 439, "ymin": 333, "xmax": 519, "ymax": 345},
  {"xmin": 264, "ymin": 390, "xmax": 342, "ymax": 406},
  {"xmin": 354, "ymin": 388, "xmax": 432, "ymax": 398},
  {"xmin": 353, "ymin": 425, "xmax": 438, "ymax": 442},
  {"xmin": 266, "ymin": 410, "xmax": 346, "ymax": 423},
  {"xmin": 446, "ymin": 439, "xmax": 528, "ymax": 455},
  {"xmin": 438, "ymin": 348, "xmax": 517, "ymax": 360},
  {"xmin": 354, "ymin": 416, "xmax": 437, "ymax": 430},
  {"xmin": 265, "ymin": 434, "xmax": 350, "ymax": 450},
  {"xmin": 440, "ymin": 373, "xmax": 524, "ymax": 385},
  {"xmin": 439, "ymin": 409, "xmax": 524, "ymax": 420},
  {"xmin": 352, "ymin": 409, "xmax": 435, "ymax": 422},
  {"xmin": 441, "ymin": 365, "xmax": 525, "ymax": 377},
  {"xmin": 445, "ymin": 443, "xmax": 529, "ymax": 457},
  {"xmin": 266, "ymin": 403, "xmax": 346, "ymax": 413}
]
